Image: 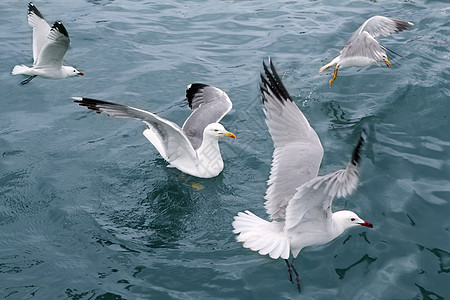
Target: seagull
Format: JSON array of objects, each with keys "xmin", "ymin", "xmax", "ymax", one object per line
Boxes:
[
  {"xmin": 12, "ymin": 2, "xmax": 83, "ymax": 85},
  {"xmin": 232, "ymin": 59, "xmax": 373, "ymax": 292},
  {"xmin": 73, "ymin": 83, "xmax": 236, "ymax": 178},
  {"xmin": 319, "ymin": 16, "xmax": 413, "ymax": 86}
]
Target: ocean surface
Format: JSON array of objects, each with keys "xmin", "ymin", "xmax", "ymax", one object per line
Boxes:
[{"xmin": 1, "ymin": 0, "xmax": 449, "ymax": 299}]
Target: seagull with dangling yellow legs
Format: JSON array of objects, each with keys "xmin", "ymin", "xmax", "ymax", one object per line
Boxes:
[{"xmin": 319, "ymin": 16, "xmax": 413, "ymax": 86}]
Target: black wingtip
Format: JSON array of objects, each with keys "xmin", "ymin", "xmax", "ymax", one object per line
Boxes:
[
  {"xmin": 260, "ymin": 58, "xmax": 293, "ymax": 105},
  {"xmin": 186, "ymin": 83, "xmax": 209, "ymax": 108},
  {"xmin": 392, "ymin": 18, "xmax": 414, "ymax": 33},
  {"xmin": 351, "ymin": 129, "xmax": 367, "ymax": 166},
  {"xmin": 28, "ymin": 2, "xmax": 44, "ymax": 19},
  {"xmin": 52, "ymin": 21, "xmax": 69, "ymax": 38},
  {"xmin": 73, "ymin": 97, "xmax": 111, "ymax": 114},
  {"xmin": 380, "ymin": 43, "xmax": 402, "ymax": 58}
]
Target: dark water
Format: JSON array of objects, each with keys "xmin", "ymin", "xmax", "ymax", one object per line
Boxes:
[{"xmin": 1, "ymin": 0, "xmax": 449, "ymax": 299}]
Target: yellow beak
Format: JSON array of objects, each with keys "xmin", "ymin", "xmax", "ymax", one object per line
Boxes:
[{"xmin": 221, "ymin": 131, "xmax": 236, "ymax": 139}]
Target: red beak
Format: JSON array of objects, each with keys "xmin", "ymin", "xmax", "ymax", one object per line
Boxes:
[
  {"xmin": 358, "ymin": 221, "xmax": 373, "ymax": 228},
  {"xmin": 78, "ymin": 72, "xmax": 84, "ymax": 76}
]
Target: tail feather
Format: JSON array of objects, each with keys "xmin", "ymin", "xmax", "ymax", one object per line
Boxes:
[
  {"xmin": 232, "ymin": 210, "xmax": 290, "ymax": 259},
  {"xmin": 319, "ymin": 57, "xmax": 339, "ymax": 73},
  {"xmin": 12, "ymin": 65, "xmax": 31, "ymax": 76},
  {"xmin": 319, "ymin": 62, "xmax": 334, "ymax": 73}
]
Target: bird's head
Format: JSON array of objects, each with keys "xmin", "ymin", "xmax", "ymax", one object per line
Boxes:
[
  {"xmin": 333, "ymin": 210, "xmax": 373, "ymax": 230},
  {"xmin": 64, "ymin": 66, "xmax": 84, "ymax": 77},
  {"xmin": 204, "ymin": 123, "xmax": 236, "ymax": 140}
]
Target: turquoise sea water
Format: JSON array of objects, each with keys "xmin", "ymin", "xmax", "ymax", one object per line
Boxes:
[{"xmin": 1, "ymin": 0, "xmax": 449, "ymax": 299}]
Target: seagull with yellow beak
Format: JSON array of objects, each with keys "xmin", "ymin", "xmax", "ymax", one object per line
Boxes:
[
  {"xmin": 73, "ymin": 83, "xmax": 235, "ymax": 178},
  {"xmin": 320, "ymin": 16, "xmax": 413, "ymax": 86}
]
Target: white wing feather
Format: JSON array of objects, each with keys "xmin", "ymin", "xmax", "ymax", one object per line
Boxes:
[
  {"xmin": 72, "ymin": 97, "xmax": 198, "ymax": 165},
  {"xmin": 34, "ymin": 22, "xmax": 70, "ymax": 68},
  {"xmin": 284, "ymin": 132, "xmax": 366, "ymax": 231},
  {"xmin": 261, "ymin": 60, "xmax": 324, "ymax": 220},
  {"xmin": 27, "ymin": 3, "xmax": 51, "ymax": 65}
]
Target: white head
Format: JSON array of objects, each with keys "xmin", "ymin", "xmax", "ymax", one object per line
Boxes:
[
  {"xmin": 63, "ymin": 66, "xmax": 84, "ymax": 77},
  {"xmin": 203, "ymin": 123, "xmax": 236, "ymax": 140},
  {"xmin": 333, "ymin": 210, "xmax": 373, "ymax": 232}
]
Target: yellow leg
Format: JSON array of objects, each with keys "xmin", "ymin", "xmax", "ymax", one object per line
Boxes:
[
  {"xmin": 329, "ymin": 66, "xmax": 339, "ymax": 86},
  {"xmin": 384, "ymin": 59, "xmax": 391, "ymax": 67}
]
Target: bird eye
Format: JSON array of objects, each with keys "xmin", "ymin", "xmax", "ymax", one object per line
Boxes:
[
  {"xmin": 213, "ymin": 129, "xmax": 219, "ymax": 132},
  {"xmin": 351, "ymin": 218, "xmax": 355, "ymax": 221}
]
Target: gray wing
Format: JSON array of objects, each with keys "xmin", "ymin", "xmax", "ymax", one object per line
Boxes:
[
  {"xmin": 340, "ymin": 31, "xmax": 385, "ymax": 61},
  {"xmin": 34, "ymin": 22, "xmax": 70, "ymax": 68},
  {"xmin": 284, "ymin": 131, "xmax": 367, "ymax": 231},
  {"xmin": 261, "ymin": 59, "xmax": 324, "ymax": 220},
  {"xmin": 341, "ymin": 16, "xmax": 413, "ymax": 60},
  {"xmin": 72, "ymin": 97, "xmax": 197, "ymax": 162},
  {"xmin": 355, "ymin": 16, "xmax": 413, "ymax": 39},
  {"xmin": 182, "ymin": 84, "xmax": 232, "ymax": 150},
  {"xmin": 27, "ymin": 2, "xmax": 51, "ymax": 65}
]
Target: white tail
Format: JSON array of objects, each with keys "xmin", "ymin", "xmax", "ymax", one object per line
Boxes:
[
  {"xmin": 12, "ymin": 65, "xmax": 31, "ymax": 76},
  {"xmin": 319, "ymin": 57, "xmax": 339, "ymax": 73},
  {"xmin": 232, "ymin": 210, "xmax": 290, "ymax": 259},
  {"xmin": 319, "ymin": 62, "xmax": 333, "ymax": 73}
]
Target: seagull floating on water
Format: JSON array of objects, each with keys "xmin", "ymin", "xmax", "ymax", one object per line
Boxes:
[
  {"xmin": 73, "ymin": 83, "xmax": 235, "ymax": 178},
  {"xmin": 12, "ymin": 2, "xmax": 83, "ymax": 85},
  {"xmin": 319, "ymin": 16, "xmax": 413, "ymax": 86},
  {"xmin": 232, "ymin": 59, "xmax": 373, "ymax": 292}
]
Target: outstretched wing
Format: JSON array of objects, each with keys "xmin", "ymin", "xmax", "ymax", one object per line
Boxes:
[
  {"xmin": 341, "ymin": 16, "xmax": 413, "ymax": 60},
  {"xmin": 355, "ymin": 16, "xmax": 413, "ymax": 39},
  {"xmin": 72, "ymin": 97, "xmax": 197, "ymax": 163},
  {"xmin": 34, "ymin": 22, "xmax": 70, "ymax": 68},
  {"xmin": 260, "ymin": 59, "xmax": 324, "ymax": 220},
  {"xmin": 284, "ymin": 131, "xmax": 367, "ymax": 231},
  {"xmin": 182, "ymin": 84, "xmax": 232, "ymax": 150},
  {"xmin": 27, "ymin": 2, "xmax": 51, "ymax": 65}
]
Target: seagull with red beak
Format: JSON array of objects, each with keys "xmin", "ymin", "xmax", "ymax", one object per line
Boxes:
[
  {"xmin": 233, "ymin": 59, "xmax": 373, "ymax": 292},
  {"xmin": 12, "ymin": 3, "xmax": 83, "ymax": 85}
]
